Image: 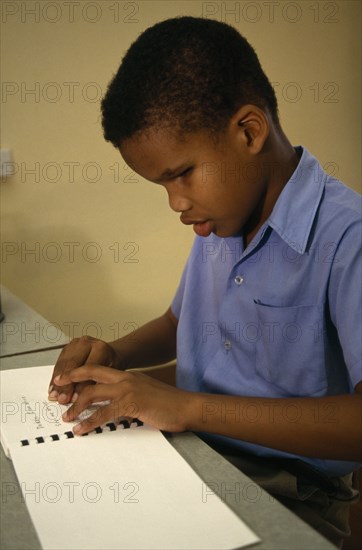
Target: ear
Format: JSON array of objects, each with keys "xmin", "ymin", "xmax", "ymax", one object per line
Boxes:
[{"xmin": 231, "ymin": 105, "xmax": 269, "ymax": 154}]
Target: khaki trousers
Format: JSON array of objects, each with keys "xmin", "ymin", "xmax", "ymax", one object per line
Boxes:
[{"xmin": 209, "ymin": 442, "xmax": 360, "ymax": 548}]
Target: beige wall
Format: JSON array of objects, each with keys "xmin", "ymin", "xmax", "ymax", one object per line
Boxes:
[{"xmin": 1, "ymin": 0, "xmax": 361, "ymax": 341}]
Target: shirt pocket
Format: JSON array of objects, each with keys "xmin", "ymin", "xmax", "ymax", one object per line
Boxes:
[{"xmin": 254, "ymin": 301, "xmax": 327, "ymax": 396}]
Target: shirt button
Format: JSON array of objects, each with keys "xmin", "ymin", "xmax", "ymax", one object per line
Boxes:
[
  {"xmin": 234, "ymin": 275, "xmax": 244, "ymax": 285},
  {"xmin": 224, "ymin": 340, "xmax": 232, "ymax": 351}
]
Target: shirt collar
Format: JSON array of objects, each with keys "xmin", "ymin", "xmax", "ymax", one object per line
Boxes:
[{"xmin": 267, "ymin": 146, "xmax": 326, "ymax": 255}]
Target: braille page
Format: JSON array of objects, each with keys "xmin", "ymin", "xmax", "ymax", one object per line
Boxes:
[
  {"xmin": 1, "ymin": 365, "xmax": 97, "ymax": 458},
  {"xmin": 1, "ymin": 365, "xmax": 260, "ymax": 550}
]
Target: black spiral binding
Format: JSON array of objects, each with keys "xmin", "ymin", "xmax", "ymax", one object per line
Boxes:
[{"xmin": 20, "ymin": 419, "xmax": 144, "ymax": 447}]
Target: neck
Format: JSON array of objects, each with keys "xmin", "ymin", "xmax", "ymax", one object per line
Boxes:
[{"xmin": 243, "ymin": 128, "xmax": 300, "ymax": 247}]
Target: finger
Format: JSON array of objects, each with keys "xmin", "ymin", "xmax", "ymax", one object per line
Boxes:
[
  {"xmin": 62, "ymin": 390, "xmax": 100, "ymax": 424},
  {"xmin": 70, "ymin": 381, "xmax": 95, "ymax": 402},
  {"xmin": 56, "ymin": 381, "xmax": 96, "ymax": 404},
  {"xmin": 48, "ymin": 384, "xmax": 75, "ymax": 403},
  {"xmin": 48, "ymin": 337, "xmax": 95, "ymax": 401},
  {"xmin": 62, "ymin": 384, "xmax": 133, "ymax": 435},
  {"xmin": 72, "ymin": 403, "xmax": 134, "ymax": 435},
  {"xmin": 55, "ymin": 364, "xmax": 123, "ymax": 386},
  {"xmin": 51, "ymin": 364, "xmax": 104, "ymax": 404},
  {"xmin": 62, "ymin": 381, "xmax": 123, "ymax": 422}
]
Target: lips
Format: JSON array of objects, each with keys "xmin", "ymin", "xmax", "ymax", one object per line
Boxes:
[
  {"xmin": 180, "ymin": 216, "xmax": 213, "ymax": 237},
  {"xmin": 181, "ymin": 217, "xmax": 202, "ymax": 226}
]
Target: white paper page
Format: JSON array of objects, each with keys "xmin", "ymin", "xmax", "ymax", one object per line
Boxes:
[
  {"xmin": 0, "ymin": 365, "xmax": 112, "ymax": 456},
  {"xmin": 1, "ymin": 365, "xmax": 260, "ymax": 549},
  {"xmin": 10, "ymin": 424, "xmax": 259, "ymax": 550},
  {"xmin": 1, "ymin": 365, "xmax": 68, "ymax": 455}
]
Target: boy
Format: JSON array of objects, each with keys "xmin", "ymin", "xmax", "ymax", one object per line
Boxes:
[{"xmin": 49, "ymin": 17, "xmax": 361, "ymax": 547}]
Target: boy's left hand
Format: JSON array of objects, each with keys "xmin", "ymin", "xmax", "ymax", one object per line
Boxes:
[{"xmin": 54, "ymin": 365, "xmax": 193, "ymax": 435}]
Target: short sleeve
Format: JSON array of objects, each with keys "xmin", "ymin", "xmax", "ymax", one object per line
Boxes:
[
  {"xmin": 328, "ymin": 219, "xmax": 362, "ymax": 388},
  {"xmin": 171, "ymin": 256, "xmax": 190, "ymax": 319}
]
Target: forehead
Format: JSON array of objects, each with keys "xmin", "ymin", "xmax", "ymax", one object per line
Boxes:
[{"xmin": 119, "ymin": 128, "xmax": 221, "ymax": 180}]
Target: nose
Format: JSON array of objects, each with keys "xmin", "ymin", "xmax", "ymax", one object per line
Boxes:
[{"xmin": 165, "ymin": 183, "xmax": 192, "ymax": 213}]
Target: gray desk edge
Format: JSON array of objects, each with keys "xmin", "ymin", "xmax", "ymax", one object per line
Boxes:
[{"xmin": 167, "ymin": 432, "xmax": 334, "ymax": 550}]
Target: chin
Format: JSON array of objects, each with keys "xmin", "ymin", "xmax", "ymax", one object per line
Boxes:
[{"xmin": 215, "ymin": 227, "xmax": 243, "ymax": 238}]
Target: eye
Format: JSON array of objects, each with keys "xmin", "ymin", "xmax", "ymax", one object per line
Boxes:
[{"xmin": 177, "ymin": 167, "xmax": 193, "ymax": 179}]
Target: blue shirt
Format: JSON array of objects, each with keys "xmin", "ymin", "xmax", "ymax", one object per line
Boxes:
[{"xmin": 171, "ymin": 146, "xmax": 362, "ymax": 476}]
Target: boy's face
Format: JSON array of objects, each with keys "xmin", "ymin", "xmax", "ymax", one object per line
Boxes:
[{"xmin": 120, "ymin": 125, "xmax": 268, "ymax": 239}]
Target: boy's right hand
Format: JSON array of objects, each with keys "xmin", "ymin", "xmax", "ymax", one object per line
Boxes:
[{"xmin": 48, "ymin": 336, "xmax": 118, "ymax": 404}]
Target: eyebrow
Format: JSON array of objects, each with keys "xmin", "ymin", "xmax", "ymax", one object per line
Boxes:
[{"xmin": 155, "ymin": 164, "xmax": 190, "ymax": 183}]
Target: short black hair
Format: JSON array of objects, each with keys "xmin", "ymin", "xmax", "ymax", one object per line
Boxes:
[{"xmin": 101, "ymin": 16, "xmax": 279, "ymax": 147}]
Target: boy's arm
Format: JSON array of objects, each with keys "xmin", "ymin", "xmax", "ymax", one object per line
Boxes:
[
  {"xmin": 188, "ymin": 383, "xmax": 362, "ymax": 461},
  {"xmin": 56, "ymin": 365, "xmax": 362, "ymax": 461},
  {"xmin": 49, "ymin": 307, "xmax": 177, "ymax": 403},
  {"xmin": 109, "ymin": 307, "xmax": 178, "ymax": 370}
]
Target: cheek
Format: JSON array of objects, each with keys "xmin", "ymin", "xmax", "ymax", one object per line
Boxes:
[
  {"xmin": 197, "ymin": 169, "xmax": 226, "ymax": 198},
  {"xmin": 194, "ymin": 166, "xmax": 246, "ymax": 213}
]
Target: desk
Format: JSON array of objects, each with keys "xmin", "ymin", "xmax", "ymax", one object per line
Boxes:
[
  {"xmin": 0, "ymin": 290, "xmax": 334, "ymax": 549},
  {"xmin": 0, "ymin": 285, "xmax": 69, "ymax": 364}
]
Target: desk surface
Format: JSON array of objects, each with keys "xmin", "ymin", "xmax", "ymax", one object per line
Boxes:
[
  {"xmin": 0, "ymin": 290, "xmax": 334, "ymax": 550},
  {"xmin": 0, "ymin": 285, "xmax": 69, "ymax": 359}
]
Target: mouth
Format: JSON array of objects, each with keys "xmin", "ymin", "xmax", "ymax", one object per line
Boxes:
[
  {"xmin": 180, "ymin": 216, "xmax": 214, "ymax": 237},
  {"xmin": 180, "ymin": 216, "xmax": 206, "ymax": 226}
]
